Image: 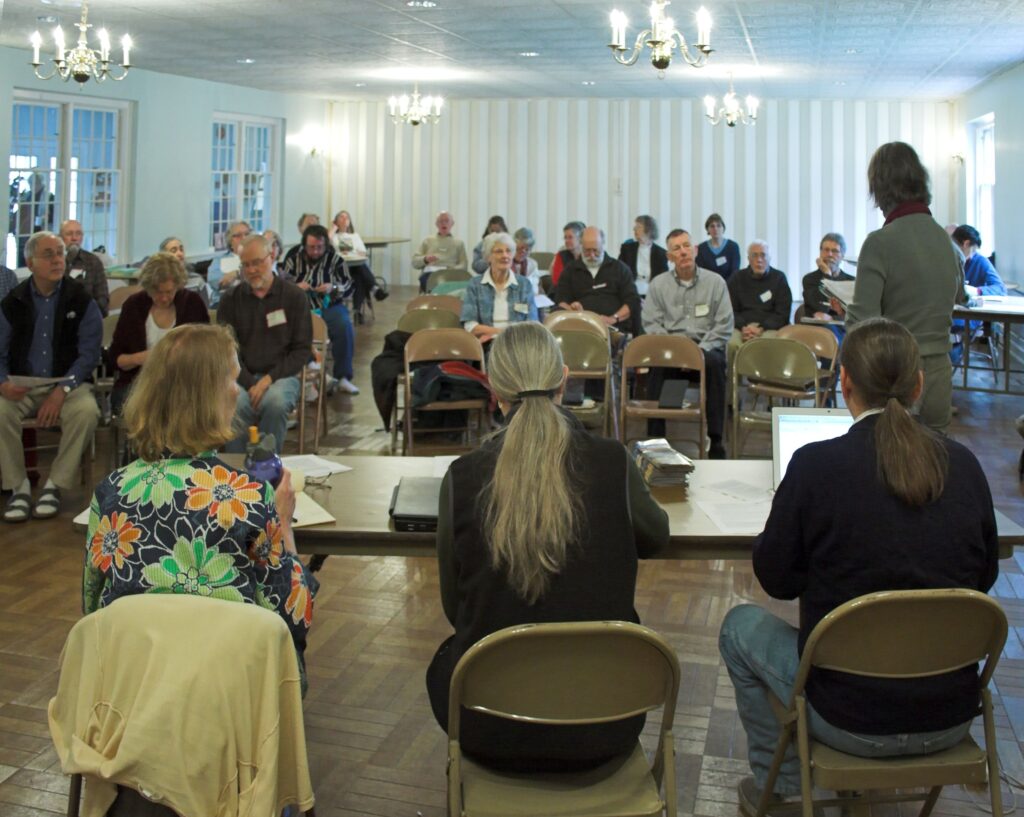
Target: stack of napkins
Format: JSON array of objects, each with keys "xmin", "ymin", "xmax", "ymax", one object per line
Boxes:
[{"xmin": 630, "ymin": 438, "xmax": 695, "ymax": 487}]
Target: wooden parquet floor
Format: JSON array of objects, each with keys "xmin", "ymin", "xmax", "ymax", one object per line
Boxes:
[{"xmin": 3, "ymin": 287, "xmax": 1024, "ymax": 816}]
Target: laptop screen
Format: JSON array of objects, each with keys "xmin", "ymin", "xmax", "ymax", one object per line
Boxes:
[{"xmin": 772, "ymin": 407, "xmax": 855, "ymax": 488}]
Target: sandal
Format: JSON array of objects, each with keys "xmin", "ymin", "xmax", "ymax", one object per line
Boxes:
[
  {"xmin": 3, "ymin": 492, "xmax": 31, "ymax": 523},
  {"xmin": 32, "ymin": 486, "xmax": 62, "ymax": 519}
]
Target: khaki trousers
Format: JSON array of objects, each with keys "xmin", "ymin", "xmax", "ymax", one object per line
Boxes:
[
  {"xmin": 918, "ymin": 353, "xmax": 952, "ymax": 434},
  {"xmin": 0, "ymin": 384, "xmax": 100, "ymax": 489}
]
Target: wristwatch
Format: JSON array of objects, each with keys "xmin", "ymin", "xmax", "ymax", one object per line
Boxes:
[{"xmin": 61, "ymin": 385, "xmax": 72, "ymax": 395}]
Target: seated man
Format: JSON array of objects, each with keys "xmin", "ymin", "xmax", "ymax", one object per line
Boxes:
[
  {"xmin": 281, "ymin": 212, "xmax": 321, "ymax": 271},
  {"xmin": 60, "ymin": 219, "xmax": 110, "ymax": 316},
  {"xmin": 412, "ymin": 211, "xmax": 468, "ymax": 293},
  {"xmin": 727, "ymin": 240, "xmax": 793, "ymax": 375},
  {"xmin": 801, "ymin": 232, "xmax": 853, "ymax": 341},
  {"xmin": 218, "ymin": 234, "xmax": 312, "ymax": 454},
  {"xmin": 554, "ymin": 226, "xmax": 637, "ymax": 331},
  {"xmin": 642, "ymin": 229, "xmax": 734, "ymax": 459},
  {"xmin": 0, "ymin": 231, "xmax": 102, "ymax": 521},
  {"xmin": 207, "ymin": 221, "xmax": 250, "ymax": 307}
]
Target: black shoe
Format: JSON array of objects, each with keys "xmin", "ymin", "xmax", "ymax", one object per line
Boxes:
[
  {"xmin": 709, "ymin": 440, "xmax": 727, "ymax": 459},
  {"xmin": 373, "ymin": 287, "xmax": 389, "ymax": 302}
]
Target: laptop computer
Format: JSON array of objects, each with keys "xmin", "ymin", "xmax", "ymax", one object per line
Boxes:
[
  {"xmin": 389, "ymin": 476, "xmax": 443, "ymax": 532},
  {"xmin": 772, "ymin": 407, "xmax": 855, "ymax": 489}
]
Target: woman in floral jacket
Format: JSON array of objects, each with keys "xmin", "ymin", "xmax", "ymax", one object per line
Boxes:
[{"xmin": 83, "ymin": 323, "xmax": 317, "ymax": 691}]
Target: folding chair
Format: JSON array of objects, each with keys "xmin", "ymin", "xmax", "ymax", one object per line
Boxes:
[
  {"xmin": 777, "ymin": 324, "xmax": 840, "ymax": 406},
  {"xmin": 406, "ymin": 294, "xmax": 465, "ymax": 316},
  {"xmin": 553, "ymin": 329, "xmax": 617, "ymax": 438},
  {"xmin": 297, "ymin": 313, "xmax": 329, "ymax": 453},
  {"xmin": 427, "ymin": 268, "xmax": 472, "ymax": 292}
]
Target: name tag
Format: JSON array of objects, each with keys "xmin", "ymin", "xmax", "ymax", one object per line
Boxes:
[
  {"xmin": 266, "ymin": 309, "xmax": 287, "ymax": 328},
  {"xmin": 513, "ymin": 302, "xmax": 529, "ymax": 314},
  {"xmin": 69, "ymin": 267, "xmax": 85, "ymax": 279},
  {"xmin": 716, "ymin": 256, "xmax": 727, "ymax": 267},
  {"xmin": 592, "ymin": 283, "xmax": 607, "ymax": 290},
  {"xmin": 695, "ymin": 304, "xmax": 710, "ymax": 317},
  {"xmin": 759, "ymin": 290, "xmax": 773, "ymax": 303}
]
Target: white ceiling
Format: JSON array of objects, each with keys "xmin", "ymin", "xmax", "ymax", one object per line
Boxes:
[{"xmin": 2, "ymin": 0, "xmax": 1024, "ymax": 102}]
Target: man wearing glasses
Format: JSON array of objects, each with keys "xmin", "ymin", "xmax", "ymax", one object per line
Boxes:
[
  {"xmin": 218, "ymin": 234, "xmax": 312, "ymax": 454},
  {"xmin": 554, "ymin": 226, "xmax": 638, "ymax": 331},
  {"xmin": 207, "ymin": 220, "xmax": 251, "ymax": 307}
]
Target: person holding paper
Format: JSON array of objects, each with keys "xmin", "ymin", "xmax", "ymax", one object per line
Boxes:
[
  {"xmin": 412, "ymin": 211, "xmax": 468, "ymax": 293},
  {"xmin": 460, "ymin": 232, "xmax": 538, "ymax": 345},
  {"xmin": 719, "ymin": 318, "xmax": 997, "ymax": 816},
  {"xmin": 83, "ymin": 322, "xmax": 317, "ymax": 694},
  {"xmin": 835, "ymin": 142, "xmax": 963, "ymax": 432},
  {"xmin": 427, "ymin": 322, "xmax": 668, "ymax": 770},
  {"xmin": 207, "ymin": 220, "xmax": 250, "ymax": 307},
  {"xmin": 218, "ymin": 234, "xmax": 312, "ymax": 454},
  {"xmin": 0, "ymin": 231, "xmax": 102, "ymax": 522},
  {"xmin": 801, "ymin": 233, "xmax": 854, "ymax": 334},
  {"xmin": 60, "ymin": 219, "xmax": 109, "ymax": 317}
]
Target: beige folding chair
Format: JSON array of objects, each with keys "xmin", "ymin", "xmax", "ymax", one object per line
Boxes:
[
  {"xmin": 619, "ymin": 334, "xmax": 706, "ymax": 458},
  {"xmin": 398, "ymin": 308, "xmax": 462, "ymax": 334},
  {"xmin": 447, "ymin": 621, "xmax": 680, "ymax": 817},
  {"xmin": 297, "ymin": 313, "xmax": 329, "ymax": 454},
  {"xmin": 403, "ymin": 328, "xmax": 488, "ymax": 454},
  {"xmin": 531, "ymin": 251, "xmax": 555, "ymax": 272},
  {"xmin": 545, "ymin": 310, "xmax": 610, "ymax": 339},
  {"xmin": 427, "ymin": 268, "xmax": 472, "ymax": 292},
  {"xmin": 553, "ymin": 329, "xmax": 617, "ymax": 438},
  {"xmin": 108, "ymin": 284, "xmax": 143, "ymax": 312},
  {"xmin": 777, "ymin": 323, "xmax": 840, "ymax": 405},
  {"xmin": 756, "ymin": 589, "xmax": 1007, "ymax": 817},
  {"xmin": 406, "ymin": 294, "xmax": 465, "ymax": 316},
  {"xmin": 731, "ymin": 337, "xmax": 821, "ymax": 458}
]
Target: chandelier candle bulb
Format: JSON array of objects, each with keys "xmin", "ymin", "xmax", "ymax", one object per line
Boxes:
[
  {"xmin": 609, "ymin": 10, "xmax": 627, "ymax": 49},
  {"xmin": 121, "ymin": 35, "xmax": 132, "ymax": 67},
  {"xmin": 746, "ymin": 95, "xmax": 760, "ymax": 117},
  {"xmin": 703, "ymin": 95, "xmax": 716, "ymax": 117},
  {"xmin": 696, "ymin": 6, "xmax": 712, "ymax": 48},
  {"xmin": 30, "ymin": 31, "xmax": 42, "ymax": 64},
  {"xmin": 98, "ymin": 29, "xmax": 110, "ymax": 62},
  {"xmin": 53, "ymin": 26, "xmax": 65, "ymax": 62}
]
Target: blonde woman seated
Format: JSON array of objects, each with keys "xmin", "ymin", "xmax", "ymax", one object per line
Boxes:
[
  {"xmin": 460, "ymin": 232, "xmax": 538, "ymax": 345},
  {"xmin": 84, "ymin": 323, "xmax": 318, "ymax": 691},
  {"xmin": 109, "ymin": 252, "xmax": 209, "ymax": 416},
  {"xmin": 427, "ymin": 322, "xmax": 669, "ymax": 770}
]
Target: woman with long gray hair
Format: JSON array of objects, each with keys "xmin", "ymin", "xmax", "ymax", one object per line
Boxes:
[{"xmin": 426, "ymin": 322, "xmax": 669, "ymax": 771}]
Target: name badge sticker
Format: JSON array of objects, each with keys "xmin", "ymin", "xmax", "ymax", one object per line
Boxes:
[
  {"xmin": 592, "ymin": 283, "xmax": 607, "ymax": 289},
  {"xmin": 513, "ymin": 302, "xmax": 529, "ymax": 314},
  {"xmin": 266, "ymin": 309, "xmax": 287, "ymax": 328},
  {"xmin": 716, "ymin": 256, "xmax": 727, "ymax": 267},
  {"xmin": 69, "ymin": 268, "xmax": 85, "ymax": 279},
  {"xmin": 695, "ymin": 304, "xmax": 710, "ymax": 317},
  {"xmin": 759, "ymin": 290, "xmax": 773, "ymax": 303}
]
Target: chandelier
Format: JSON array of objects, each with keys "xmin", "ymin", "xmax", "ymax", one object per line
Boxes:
[
  {"xmin": 704, "ymin": 76, "xmax": 759, "ymax": 127},
  {"xmin": 609, "ymin": 1, "xmax": 711, "ymax": 76},
  {"xmin": 29, "ymin": 2, "xmax": 132, "ymax": 84},
  {"xmin": 388, "ymin": 85, "xmax": 443, "ymax": 126}
]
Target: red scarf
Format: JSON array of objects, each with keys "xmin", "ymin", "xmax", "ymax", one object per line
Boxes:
[{"xmin": 884, "ymin": 201, "xmax": 932, "ymax": 225}]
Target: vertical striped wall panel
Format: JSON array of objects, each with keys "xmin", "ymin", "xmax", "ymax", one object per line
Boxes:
[{"xmin": 328, "ymin": 98, "xmax": 955, "ymax": 293}]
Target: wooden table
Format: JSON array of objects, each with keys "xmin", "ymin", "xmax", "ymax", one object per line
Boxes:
[
  {"xmin": 953, "ymin": 299, "xmax": 1024, "ymax": 395},
  {"xmin": 293, "ymin": 456, "xmax": 1024, "ymax": 560},
  {"xmin": 361, "ymin": 237, "xmax": 410, "ymax": 274}
]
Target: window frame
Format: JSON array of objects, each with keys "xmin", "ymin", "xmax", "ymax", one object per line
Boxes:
[{"xmin": 965, "ymin": 112, "xmax": 995, "ymax": 254}]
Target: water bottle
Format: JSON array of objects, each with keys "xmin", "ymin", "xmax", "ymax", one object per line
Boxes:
[{"xmin": 243, "ymin": 426, "xmax": 284, "ymax": 488}]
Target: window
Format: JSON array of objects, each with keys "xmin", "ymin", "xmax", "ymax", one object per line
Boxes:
[
  {"xmin": 967, "ymin": 114, "xmax": 995, "ymax": 253},
  {"xmin": 210, "ymin": 116, "xmax": 278, "ymax": 249},
  {"xmin": 6, "ymin": 92, "xmax": 127, "ymax": 267}
]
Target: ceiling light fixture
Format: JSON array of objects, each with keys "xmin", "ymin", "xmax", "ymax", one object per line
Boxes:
[
  {"xmin": 29, "ymin": 1, "xmax": 131, "ymax": 84},
  {"xmin": 609, "ymin": 1, "xmax": 711, "ymax": 78},
  {"xmin": 236, "ymin": 58, "xmax": 256, "ymax": 64},
  {"xmin": 406, "ymin": 1, "xmax": 436, "ymax": 6},
  {"xmin": 581, "ymin": 80, "xmax": 596, "ymax": 86},
  {"xmin": 519, "ymin": 51, "xmax": 539, "ymax": 57},
  {"xmin": 703, "ymin": 75, "xmax": 758, "ymax": 127},
  {"xmin": 388, "ymin": 84, "xmax": 443, "ymax": 126}
]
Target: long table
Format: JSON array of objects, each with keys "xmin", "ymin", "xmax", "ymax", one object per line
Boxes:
[
  {"xmin": 294, "ymin": 456, "xmax": 1024, "ymax": 561},
  {"xmin": 953, "ymin": 299, "xmax": 1024, "ymax": 395}
]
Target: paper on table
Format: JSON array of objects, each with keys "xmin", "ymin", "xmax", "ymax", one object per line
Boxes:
[
  {"xmin": 220, "ymin": 254, "xmax": 241, "ymax": 274},
  {"xmin": 534, "ymin": 293, "xmax": 555, "ymax": 309},
  {"xmin": 7, "ymin": 375, "xmax": 66, "ymax": 388},
  {"xmin": 293, "ymin": 491, "xmax": 335, "ymax": 527},
  {"xmin": 695, "ymin": 499, "xmax": 772, "ymax": 535},
  {"xmin": 280, "ymin": 454, "xmax": 352, "ymax": 478},
  {"xmin": 432, "ymin": 455, "xmax": 459, "ymax": 478},
  {"xmin": 702, "ymin": 479, "xmax": 772, "ymax": 503}
]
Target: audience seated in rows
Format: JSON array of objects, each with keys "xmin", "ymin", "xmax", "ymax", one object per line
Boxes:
[
  {"xmin": 207, "ymin": 220, "xmax": 250, "ymax": 307},
  {"xmin": 427, "ymin": 322, "xmax": 669, "ymax": 770},
  {"xmin": 642, "ymin": 228, "xmax": 734, "ymax": 459},
  {"xmin": 0, "ymin": 231, "xmax": 101, "ymax": 521},
  {"xmin": 219, "ymin": 234, "xmax": 312, "ymax": 454},
  {"xmin": 471, "ymin": 215, "xmax": 508, "ymax": 275},
  {"xmin": 511, "ymin": 226, "xmax": 545, "ymax": 293},
  {"xmin": 109, "ymin": 251, "xmax": 209, "ymax": 416},
  {"xmin": 549, "ymin": 220, "xmax": 585, "ymax": 285},
  {"xmin": 726, "ymin": 240, "xmax": 792, "ymax": 375},
  {"xmin": 719, "ymin": 318, "xmax": 998, "ymax": 815},
  {"xmin": 84, "ymin": 322, "xmax": 318, "ymax": 692},
  {"xmin": 801, "ymin": 232, "xmax": 853, "ymax": 341},
  {"xmin": 461, "ymin": 232, "xmax": 538, "ymax": 345},
  {"xmin": 159, "ymin": 235, "xmax": 212, "ymax": 303},
  {"xmin": 413, "ymin": 210, "xmax": 468, "ymax": 292},
  {"xmin": 330, "ymin": 209, "xmax": 387, "ymax": 317},
  {"xmin": 696, "ymin": 212, "xmax": 742, "ymax": 281},
  {"xmin": 554, "ymin": 226, "xmax": 637, "ymax": 331},
  {"xmin": 617, "ymin": 214, "xmax": 669, "ymax": 290}
]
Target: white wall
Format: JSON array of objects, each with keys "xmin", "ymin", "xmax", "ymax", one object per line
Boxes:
[
  {"xmin": 955, "ymin": 62, "xmax": 1024, "ymax": 282},
  {"xmin": 330, "ymin": 98, "xmax": 957, "ymax": 293},
  {"xmin": 0, "ymin": 45, "xmax": 329, "ymax": 264}
]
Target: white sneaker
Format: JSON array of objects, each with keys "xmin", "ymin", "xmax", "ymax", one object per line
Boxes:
[
  {"xmin": 338, "ymin": 378, "xmax": 360, "ymax": 395},
  {"xmin": 304, "ymin": 383, "xmax": 319, "ymax": 402}
]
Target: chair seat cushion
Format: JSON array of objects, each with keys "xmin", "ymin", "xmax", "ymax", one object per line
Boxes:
[{"xmin": 460, "ymin": 742, "xmax": 663, "ymax": 817}]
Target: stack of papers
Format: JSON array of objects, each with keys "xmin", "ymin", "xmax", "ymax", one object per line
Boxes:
[
  {"xmin": 630, "ymin": 439, "xmax": 695, "ymax": 487},
  {"xmin": 819, "ymin": 278, "xmax": 856, "ymax": 307},
  {"xmin": 280, "ymin": 455, "xmax": 352, "ymax": 478}
]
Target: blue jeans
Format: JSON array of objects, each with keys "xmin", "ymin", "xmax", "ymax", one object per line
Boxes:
[
  {"xmin": 718, "ymin": 605, "xmax": 972, "ymax": 795},
  {"xmin": 320, "ymin": 303, "xmax": 354, "ymax": 381},
  {"xmin": 225, "ymin": 376, "xmax": 301, "ymax": 453}
]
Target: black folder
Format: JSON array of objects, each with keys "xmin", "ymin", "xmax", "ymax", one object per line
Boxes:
[{"xmin": 389, "ymin": 476, "xmax": 442, "ymax": 532}]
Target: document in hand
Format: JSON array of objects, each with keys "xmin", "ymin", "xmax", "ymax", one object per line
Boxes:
[{"xmin": 819, "ymin": 278, "xmax": 856, "ymax": 307}]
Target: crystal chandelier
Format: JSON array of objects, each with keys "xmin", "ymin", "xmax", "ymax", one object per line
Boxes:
[
  {"xmin": 704, "ymin": 76, "xmax": 759, "ymax": 127},
  {"xmin": 29, "ymin": 2, "xmax": 132, "ymax": 84},
  {"xmin": 388, "ymin": 85, "xmax": 443, "ymax": 126},
  {"xmin": 608, "ymin": 1, "xmax": 711, "ymax": 76}
]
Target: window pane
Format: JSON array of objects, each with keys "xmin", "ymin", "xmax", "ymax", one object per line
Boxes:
[
  {"xmin": 210, "ymin": 119, "xmax": 274, "ymax": 250},
  {"xmin": 6, "ymin": 102, "xmax": 62, "ymax": 266}
]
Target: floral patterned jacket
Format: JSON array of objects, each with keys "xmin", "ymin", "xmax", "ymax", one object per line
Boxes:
[{"xmin": 83, "ymin": 454, "xmax": 318, "ymax": 660}]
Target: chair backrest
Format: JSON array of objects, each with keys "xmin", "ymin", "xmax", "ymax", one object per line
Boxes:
[
  {"xmin": 108, "ymin": 284, "xmax": 143, "ymax": 312},
  {"xmin": 427, "ymin": 268, "xmax": 471, "ymax": 291},
  {"xmin": 406, "ymin": 294, "xmax": 464, "ymax": 315},
  {"xmin": 531, "ymin": 251, "xmax": 555, "ymax": 272},
  {"xmin": 622, "ymin": 333, "xmax": 704, "ymax": 373},
  {"xmin": 448, "ymin": 621, "xmax": 680, "ymax": 735},
  {"xmin": 102, "ymin": 313, "xmax": 120, "ymax": 347},
  {"xmin": 544, "ymin": 310, "xmax": 610, "ymax": 338},
  {"xmin": 397, "ymin": 308, "xmax": 461, "ymax": 334},
  {"xmin": 405, "ymin": 327, "xmax": 484, "ymax": 367},
  {"xmin": 777, "ymin": 323, "xmax": 839, "ymax": 364},
  {"xmin": 734, "ymin": 337, "xmax": 820, "ymax": 382},
  {"xmin": 310, "ymin": 312, "xmax": 328, "ymax": 343},
  {"xmin": 793, "ymin": 589, "xmax": 1008, "ymax": 697},
  {"xmin": 793, "ymin": 303, "xmax": 807, "ymax": 324},
  {"xmin": 553, "ymin": 329, "xmax": 610, "ymax": 373}
]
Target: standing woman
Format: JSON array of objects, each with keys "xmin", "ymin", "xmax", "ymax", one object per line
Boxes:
[
  {"xmin": 330, "ymin": 209, "xmax": 384, "ymax": 319},
  {"xmin": 838, "ymin": 141, "xmax": 962, "ymax": 432},
  {"xmin": 109, "ymin": 252, "xmax": 209, "ymax": 415},
  {"xmin": 471, "ymin": 215, "xmax": 509, "ymax": 274},
  {"xmin": 427, "ymin": 322, "xmax": 669, "ymax": 770},
  {"xmin": 696, "ymin": 213, "xmax": 741, "ymax": 280},
  {"xmin": 460, "ymin": 232, "xmax": 538, "ymax": 345}
]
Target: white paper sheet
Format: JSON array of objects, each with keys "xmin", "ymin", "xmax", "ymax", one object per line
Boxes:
[
  {"xmin": 280, "ymin": 454, "xmax": 352, "ymax": 478},
  {"xmin": 702, "ymin": 479, "xmax": 772, "ymax": 503},
  {"xmin": 694, "ymin": 499, "xmax": 772, "ymax": 535},
  {"xmin": 534, "ymin": 293, "xmax": 555, "ymax": 309},
  {"xmin": 220, "ymin": 254, "xmax": 241, "ymax": 274}
]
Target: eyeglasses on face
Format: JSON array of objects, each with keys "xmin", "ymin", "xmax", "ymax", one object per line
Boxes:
[{"xmin": 241, "ymin": 254, "xmax": 270, "ymax": 269}]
